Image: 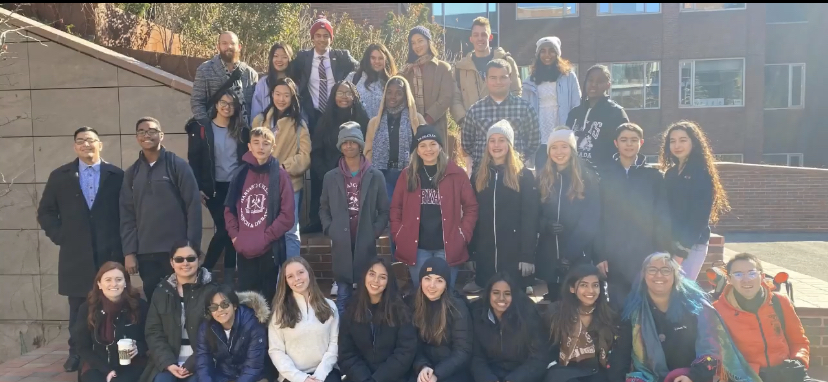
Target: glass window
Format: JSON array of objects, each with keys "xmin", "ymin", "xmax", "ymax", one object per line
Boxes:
[
  {"xmin": 598, "ymin": 3, "xmax": 660, "ymax": 14},
  {"xmin": 681, "ymin": 3, "xmax": 746, "ymax": 11},
  {"xmin": 608, "ymin": 61, "xmax": 660, "ymax": 109},
  {"xmin": 764, "ymin": 64, "xmax": 805, "ymax": 109},
  {"xmin": 679, "ymin": 59, "xmax": 744, "ymax": 107},
  {"xmin": 714, "ymin": 154, "xmax": 744, "ymax": 163},
  {"xmin": 516, "ymin": 3, "xmax": 578, "ymax": 19},
  {"xmin": 762, "ymin": 153, "xmax": 803, "ymax": 167},
  {"xmin": 432, "ymin": 3, "xmax": 499, "ymax": 58},
  {"xmin": 766, "ymin": 3, "xmax": 807, "ymax": 23}
]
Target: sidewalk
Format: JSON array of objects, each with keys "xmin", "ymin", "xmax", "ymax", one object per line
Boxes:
[{"xmin": 0, "ymin": 344, "xmax": 75, "ymax": 382}]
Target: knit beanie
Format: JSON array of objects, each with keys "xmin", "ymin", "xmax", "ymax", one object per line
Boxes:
[
  {"xmin": 487, "ymin": 119, "xmax": 515, "ymax": 147},
  {"xmin": 419, "ymin": 257, "xmax": 452, "ymax": 284},
  {"xmin": 413, "ymin": 124, "xmax": 443, "ymax": 148},
  {"xmin": 337, "ymin": 121, "xmax": 364, "ymax": 150},
  {"xmin": 310, "ymin": 18, "xmax": 334, "ymax": 39},
  {"xmin": 547, "ymin": 127, "xmax": 578, "ymax": 154},
  {"xmin": 409, "ymin": 25, "xmax": 433, "ymax": 42},
  {"xmin": 536, "ymin": 36, "xmax": 562, "ymax": 57}
]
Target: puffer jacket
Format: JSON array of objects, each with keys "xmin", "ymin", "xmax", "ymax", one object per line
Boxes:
[
  {"xmin": 338, "ymin": 304, "xmax": 418, "ymax": 382},
  {"xmin": 451, "ymin": 48, "xmax": 521, "ymax": 122},
  {"xmin": 196, "ymin": 291, "xmax": 271, "ymax": 382},
  {"xmin": 713, "ymin": 284, "xmax": 810, "ymax": 373},
  {"xmin": 408, "ymin": 295, "xmax": 473, "ymax": 382}
]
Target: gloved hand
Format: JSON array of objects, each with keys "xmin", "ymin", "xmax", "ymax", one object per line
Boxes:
[
  {"xmin": 552, "ymin": 222, "xmax": 565, "ymax": 235},
  {"xmin": 670, "ymin": 241, "xmax": 689, "ymax": 260},
  {"xmin": 518, "ymin": 262, "xmax": 535, "ymax": 277}
]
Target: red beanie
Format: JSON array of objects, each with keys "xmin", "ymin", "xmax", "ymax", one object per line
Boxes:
[{"xmin": 310, "ymin": 18, "xmax": 334, "ymax": 40}]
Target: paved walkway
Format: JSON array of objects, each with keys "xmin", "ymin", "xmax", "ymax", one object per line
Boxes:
[{"xmin": 0, "ymin": 344, "xmax": 75, "ymax": 382}]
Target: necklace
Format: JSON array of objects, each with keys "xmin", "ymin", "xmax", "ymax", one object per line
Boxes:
[
  {"xmin": 423, "ymin": 166, "xmax": 436, "ymax": 182},
  {"xmin": 579, "ymin": 307, "xmax": 595, "ymax": 315}
]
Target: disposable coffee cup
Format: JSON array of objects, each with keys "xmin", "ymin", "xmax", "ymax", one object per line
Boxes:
[{"xmin": 117, "ymin": 339, "xmax": 134, "ymax": 365}]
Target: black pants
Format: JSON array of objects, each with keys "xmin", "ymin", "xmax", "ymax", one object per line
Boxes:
[
  {"xmin": 68, "ymin": 296, "xmax": 86, "ymax": 354},
  {"xmin": 307, "ymin": 170, "xmax": 323, "ymax": 230},
  {"xmin": 204, "ymin": 182, "xmax": 236, "ymax": 271},
  {"xmin": 321, "ymin": 368, "xmax": 342, "ymax": 382},
  {"xmin": 238, "ymin": 251, "xmax": 278, "ymax": 305},
  {"xmin": 81, "ymin": 365, "xmax": 143, "ymax": 382},
  {"xmin": 138, "ymin": 253, "xmax": 174, "ymax": 302}
]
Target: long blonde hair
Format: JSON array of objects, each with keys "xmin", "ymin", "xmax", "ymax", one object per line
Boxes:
[
  {"xmin": 406, "ymin": 142, "xmax": 449, "ymax": 192},
  {"xmin": 539, "ymin": 142, "xmax": 585, "ymax": 202},
  {"xmin": 475, "ymin": 138, "xmax": 523, "ymax": 192},
  {"xmin": 271, "ymin": 257, "xmax": 334, "ymax": 329}
]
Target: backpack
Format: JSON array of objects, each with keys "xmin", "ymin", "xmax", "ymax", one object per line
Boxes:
[
  {"xmin": 127, "ymin": 150, "xmax": 187, "ymax": 215},
  {"xmin": 771, "ymin": 293, "xmax": 786, "ymax": 332}
]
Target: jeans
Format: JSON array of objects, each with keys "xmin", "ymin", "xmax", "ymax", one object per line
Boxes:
[
  {"xmin": 137, "ymin": 252, "xmax": 174, "ymax": 302},
  {"xmin": 336, "ymin": 282, "xmax": 354, "ymax": 315},
  {"xmin": 153, "ymin": 371, "xmax": 197, "ymax": 382},
  {"xmin": 681, "ymin": 243, "xmax": 709, "ymax": 281},
  {"xmin": 68, "ymin": 296, "xmax": 85, "ymax": 354},
  {"xmin": 408, "ymin": 249, "xmax": 459, "ymax": 290},
  {"xmin": 381, "ymin": 169, "xmax": 402, "ymax": 261},
  {"xmin": 286, "ymin": 190, "xmax": 302, "ymax": 258},
  {"xmin": 204, "ymin": 182, "xmax": 236, "ymax": 271}
]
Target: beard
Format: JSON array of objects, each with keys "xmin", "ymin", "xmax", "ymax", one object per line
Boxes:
[{"xmin": 220, "ymin": 49, "xmax": 237, "ymax": 63}]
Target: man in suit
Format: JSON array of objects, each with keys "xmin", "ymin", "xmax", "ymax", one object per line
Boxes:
[{"xmin": 37, "ymin": 127, "xmax": 125, "ymax": 372}]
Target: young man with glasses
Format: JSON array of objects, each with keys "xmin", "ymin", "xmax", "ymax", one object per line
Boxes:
[
  {"xmin": 713, "ymin": 253, "xmax": 821, "ymax": 382},
  {"xmin": 120, "ymin": 117, "xmax": 202, "ymax": 302},
  {"xmin": 37, "ymin": 127, "xmax": 124, "ymax": 372}
]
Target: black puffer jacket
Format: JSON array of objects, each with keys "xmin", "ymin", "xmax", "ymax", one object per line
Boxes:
[
  {"xmin": 185, "ymin": 118, "xmax": 250, "ymax": 198},
  {"xmin": 407, "ymin": 294, "xmax": 473, "ymax": 382},
  {"xmin": 72, "ymin": 299, "xmax": 150, "ymax": 375},
  {"xmin": 338, "ymin": 304, "xmax": 418, "ymax": 382}
]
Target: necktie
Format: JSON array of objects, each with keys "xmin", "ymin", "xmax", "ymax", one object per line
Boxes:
[{"xmin": 318, "ymin": 56, "xmax": 328, "ymax": 112}]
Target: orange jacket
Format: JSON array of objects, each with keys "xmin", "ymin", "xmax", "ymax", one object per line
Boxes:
[{"xmin": 713, "ymin": 284, "xmax": 810, "ymax": 373}]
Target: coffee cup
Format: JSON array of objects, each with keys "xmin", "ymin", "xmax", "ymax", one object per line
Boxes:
[{"xmin": 117, "ymin": 338, "xmax": 134, "ymax": 365}]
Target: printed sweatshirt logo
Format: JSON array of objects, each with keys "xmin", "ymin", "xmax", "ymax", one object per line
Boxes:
[{"xmin": 241, "ymin": 182, "xmax": 268, "ymax": 228}]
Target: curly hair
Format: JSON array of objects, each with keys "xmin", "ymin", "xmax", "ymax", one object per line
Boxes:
[{"xmin": 658, "ymin": 120, "xmax": 730, "ymax": 223}]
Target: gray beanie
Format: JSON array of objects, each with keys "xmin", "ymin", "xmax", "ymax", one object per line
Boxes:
[
  {"xmin": 536, "ymin": 36, "xmax": 562, "ymax": 57},
  {"xmin": 487, "ymin": 119, "xmax": 515, "ymax": 147},
  {"xmin": 337, "ymin": 121, "xmax": 364, "ymax": 150}
]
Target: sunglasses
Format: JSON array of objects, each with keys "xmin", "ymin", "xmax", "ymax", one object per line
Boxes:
[
  {"xmin": 208, "ymin": 300, "xmax": 232, "ymax": 312},
  {"xmin": 173, "ymin": 256, "xmax": 198, "ymax": 264},
  {"xmin": 646, "ymin": 266, "xmax": 673, "ymax": 276},
  {"xmin": 731, "ymin": 270, "xmax": 760, "ymax": 281}
]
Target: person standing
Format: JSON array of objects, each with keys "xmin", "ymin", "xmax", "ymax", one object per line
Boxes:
[
  {"xmin": 402, "ymin": 26, "xmax": 454, "ymax": 141},
  {"xmin": 522, "ymin": 36, "xmax": 581, "ymax": 172},
  {"xmin": 346, "ymin": 43, "xmax": 397, "ymax": 119},
  {"xmin": 120, "ymin": 117, "xmax": 202, "ymax": 302},
  {"xmin": 192, "ymin": 31, "xmax": 259, "ymax": 122},
  {"xmin": 251, "ymin": 42, "xmax": 295, "ymax": 120},
  {"xmin": 38, "ymin": 127, "xmax": 124, "ymax": 372},
  {"xmin": 319, "ymin": 123, "xmax": 389, "ymax": 314},
  {"xmin": 461, "ymin": 60, "xmax": 539, "ymax": 175}
]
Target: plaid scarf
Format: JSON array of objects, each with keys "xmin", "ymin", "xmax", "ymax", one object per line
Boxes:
[{"xmin": 406, "ymin": 55, "xmax": 433, "ymax": 114}]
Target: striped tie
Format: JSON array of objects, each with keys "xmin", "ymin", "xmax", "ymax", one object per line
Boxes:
[{"xmin": 318, "ymin": 56, "xmax": 328, "ymax": 112}]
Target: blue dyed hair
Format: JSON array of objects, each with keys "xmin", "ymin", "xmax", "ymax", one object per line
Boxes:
[{"xmin": 622, "ymin": 252, "xmax": 709, "ymax": 323}]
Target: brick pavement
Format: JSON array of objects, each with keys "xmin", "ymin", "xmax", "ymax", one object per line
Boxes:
[{"xmin": 0, "ymin": 344, "xmax": 76, "ymax": 382}]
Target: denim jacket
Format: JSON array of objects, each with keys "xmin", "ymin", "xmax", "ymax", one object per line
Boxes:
[{"xmin": 522, "ymin": 71, "xmax": 582, "ymax": 144}]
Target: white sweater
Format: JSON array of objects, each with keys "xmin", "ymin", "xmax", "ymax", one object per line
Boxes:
[{"xmin": 268, "ymin": 293, "xmax": 339, "ymax": 382}]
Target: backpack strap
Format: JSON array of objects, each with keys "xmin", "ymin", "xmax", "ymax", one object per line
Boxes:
[{"xmin": 771, "ymin": 293, "xmax": 786, "ymax": 333}]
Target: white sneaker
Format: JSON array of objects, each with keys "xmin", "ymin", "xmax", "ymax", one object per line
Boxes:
[
  {"xmin": 330, "ymin": 281, "xmax": 338, "ymax": 296},
  {"xmin": 462, "ymin": 281, "xmax": 483, "ymax": 294},
  {"xmin": 526, "ymin": 286, "xmax": 534, "ymax": 296}
]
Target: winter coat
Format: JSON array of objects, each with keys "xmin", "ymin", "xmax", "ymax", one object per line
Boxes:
[
  {"xmin": 292, "ymin": 48, "xmax": 359, "ymax": 129},
  {"xmin": 225, "ymin": 152, "xmax": 294, "ymax": 260},
  {"xmin": 451, "ymin": 48, "xmax": 522, "ymax": 122},
  {"xmin": 320, "ymin": 160, "xmax": 389, "ymax": 284},
  {"xmin": 185, "ymin": 118, "xmax": 250, "ymax": 198},
  {"xmin": 536, "ymin": 164, "xmax": 600, "ymax": 280},
  {"xmin": 713, "ymin": 284, "xmax": 810, "ymax": 373},
  {"xmin": 566, "ymin": 96, "xmax": 629, "ymax": 168},
  {"xmin": 196, "ymin": 291, "xmax": 271, "ymax": 382},
  {"xmin": 522, "ymin": 71, "xmax": 581, "ymax": 135},
  {"xmin": 37, "ymin": 159, "xmax": 124, "ymax": 297},
  {"xmin": 408, "ymin": 295, "xmax": 473, "ymax": 382},
  {"xmin": 364, "ymin": 77, "xmax": 426, "ymax": 162},
  {"xmin": 72, "ymin": 299, "xmax": 150, "ymax": 375},
  {"xmin": 469, "ymin": 299, "xmax": 549, "ymax": 382},
  {"xmin": 469, "ymin": 166, "xmax": 539, "ymax": 284},
  {"xmin": 251, "ymin": 111, "xmax": 312, "ymax": 192},
  {"xmin": 595, "ymin": 155, "xmax": 671, "ymax": 286},
  {"xmin": 120, "ymin": 147, "xmax": 202, "ymax": 255},
  {"xmin": 192, "ymin": 55, "xmax": 259, "ymax": 121},
  {"xmin": 390, "ymin": 162, "xmax": 479, "ymax": 267},
  {"xmin": 140, "ymin": 268, "xmax": 217, "ymax": 382},
  {"xmin": 338, "ymin": 306, "xmax": 418, "ymax": 382},
  {"xmin": 311, "ymin": 107, "xmax": 371, "ymax": 180},
  {"xmin": 402, "ymin": 57, "xmax": 455, "ymax": 140},
  {"xmin": 664, "ymin": 158, "xmax": 714, "ymax": 249}
]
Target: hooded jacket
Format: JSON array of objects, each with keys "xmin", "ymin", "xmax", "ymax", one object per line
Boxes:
[
  {"xmin": 224, "ymin": 152, "xmax": 295, "ymax": 260},
  {"xmin": 250, "ymin": 112, "xmax": 312, "ymax": 192},
  {"xmin": 713, "ymin": 284, "xmax": 810, "ymax": 373},
  {"xmin": 565, "ymin": 96, "xmax": 629, "ymax": 167},
  {"xmin": 186, "ymin": 118, "xmax": 250, "ymax": 198},
  {"xmin": 364, "ymin": 76, "xmax": 427, "ymax": 162},
  {"xmin": 338, "ymin": 304, "xmax": 418, "ymax": 382},
  {"xmin": 451, "ymin": 48, "xmax": 522, "ymax": 122},
  {"xmin": 390, "ymin": 161, "xmax": 479, "ymax": 267},
  {"xmin": 196, "ymin": 291, "xmax": 271, "ymax": 382}
]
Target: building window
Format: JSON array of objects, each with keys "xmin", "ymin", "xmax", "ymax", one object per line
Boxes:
[
  {"xmin": 516, "ymin": 3, "xmax": 578, "ymax": 19},
  {"xmin": 714, "ymin": 154, "xmax": 744, "ymax": 163},
  {"xmin": 518, "ymin": 64, "xmax": 578, "ymax": 82},
  {"xmin": 766, "ymin": 3, "xmax": 807, "ymax": 24},
  {"xmin": 598, "ymin": 3, "xmax": 660, "ymax": 15},
  {"xmin": 762, "ymin": 153, "xmax": 803, "ymax": 167},
  {"xmin": 680, "ymin": 58, "xmax": 744, "ymax": 108},
  {"xmin": 680, "ymin": 3, "xmax": 746, "ymax": 11},
  {"xmin": 764, "ymin": 64, "xmax": 805, "ymax": 109},
  {"xmin": 606, "ymin": 61, "xmax": 660, "ymax": 109},
  {"xmin": 644, "ymin": 154, "xmax": 660, "ymax": 164},
  {"xmin": 432, "ymin": 4, "xmax": 499, "ymax": 58}
]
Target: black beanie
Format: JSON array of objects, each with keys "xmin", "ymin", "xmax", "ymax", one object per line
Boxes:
[
  {"xmin": 413, "ymin": 124, "xmax": 444, "ymax": 149},
  {"xmin": 419, "ymin": 257, "xmax": 451, "ymax": 283}
]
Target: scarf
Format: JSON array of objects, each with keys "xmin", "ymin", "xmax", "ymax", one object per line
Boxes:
[
  {"xmin": 99, "ymin": 297, "xmax": 125, "ymax": 343},
  {"xmin": 407, "ymin": 55, "xmax": 432, "ymax": 113},
  {"xmin": 626, "ymin": 298, "xmax": 760, "ymax": 382},
  {"xmin": 372, "ymin": 108, "xmax": 413, "ymax": 170}
]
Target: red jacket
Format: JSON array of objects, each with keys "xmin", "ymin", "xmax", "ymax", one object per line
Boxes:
[
  {"xmin": 390, "ymin": 161, "xmax": 478, "ymax": 267},
  {"xmin": 713, "ymin": 284, "xmax": 810, "ymax": 373}
]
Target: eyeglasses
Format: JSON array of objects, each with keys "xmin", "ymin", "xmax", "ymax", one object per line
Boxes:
[
  {"xmin": 74, "ymin": 138, "xmax": 100, "ymax": 145},
  {"xmin": 218, "ymin": 100, "xmax": 235, "ymax": 109},
  {"xmin": 646, "ymin": 266, "xmax": 673, "ymax": 276},
  {"xmin": 731, "ymin": 270, "xmax": 760, "ymax": 281},
  {"xmin": 172, "ymin": 256, "xmax": 198, "ymax": 264},
  {"xmin": 136, "ymin": 129, "xmax": 161, "ymax": 137},
  {"xmin": 335, "ymin": 91, "xmax": 354, "ymax": 98},
  {"xmin": 208, "ymin": 300, "xmax": 232, "ymax": 312}
]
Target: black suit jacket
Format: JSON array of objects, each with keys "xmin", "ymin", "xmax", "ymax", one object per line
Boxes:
[
  {"xmin": 292, "ymin": 48, "xmax": 359, "ymax": 129},
  {"xmin": 37, "ymin": 159, "xmax": 124, "ymax": 297}
]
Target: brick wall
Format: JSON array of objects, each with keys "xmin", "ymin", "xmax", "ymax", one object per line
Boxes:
[
  {"xmin": 796, "ymin": 308, "xmax": 828, "ymax": 367},
  {"xmin": 310, "ymin": 3, "xmax": 401, "ymax": 27},
  {"xmin": 716, "ymin": 163, "xmax": 828, "ymax": 232}
]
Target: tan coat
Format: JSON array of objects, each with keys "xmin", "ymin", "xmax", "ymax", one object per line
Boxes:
[
  {"xmin": 402, "ymin": 57, "xmax": 454, "ymax": 140},
  {"xmin": 450, "ymin": 48, "xmax": 521, "ymax": 123},
  {"xmin": 365, "ymin": 75, "xmax": 426, "ymax": 162},
  {"xmin": 251, "ymin": 111, "xmax": 311, "ymax": 191}
]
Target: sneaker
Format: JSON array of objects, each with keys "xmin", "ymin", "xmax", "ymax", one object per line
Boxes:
[
  {"xmin": 462, "ymin": 281, "xmax": 483, "ymax": 294},
  {"xmin": 526, "ymin": 286, "xmax": 534, "ymax": 296},
  {"xmin": 330, "ymin": 281, "xmax": 338, "ymax": 296}
]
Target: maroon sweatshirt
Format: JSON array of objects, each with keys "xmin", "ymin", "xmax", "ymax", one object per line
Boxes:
[{"xmin": 338, "ymin": 156, "xmax": 370, "ymax": 242}]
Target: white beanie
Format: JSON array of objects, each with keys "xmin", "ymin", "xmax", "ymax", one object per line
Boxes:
[
  {"xmin": 536, "ymin": 36, "xmax": 562, "ymax": 57},
  {"xmin": 486, "ymin": 119, "xmax": 515, "ymax": 147},
  {"xmin": 547, "ymin": 127, "xmax": 577, "ymax": 154}
]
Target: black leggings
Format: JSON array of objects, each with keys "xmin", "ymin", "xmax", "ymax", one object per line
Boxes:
[
  {"xmin": 204, "ymin": 181, "xmax": 236, "ymax": 270},
  {"xmin": 81, "ymin": 365, "xmax": 143, "ymax": 382}
]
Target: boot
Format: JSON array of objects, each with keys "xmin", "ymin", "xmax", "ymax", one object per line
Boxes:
[{"xmin": 223, "ymin": 267, "xmax": 236, "ymax": 286}]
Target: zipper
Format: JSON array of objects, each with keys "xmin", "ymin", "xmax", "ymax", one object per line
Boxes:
[
  {"xmin": 395, "ymin": 224, "xmax": 404, "ymax": 239},
  {"xmin": 754, "ymin": 313, "xmax": 772, "ymax": 367},
  {"xmin": 493, "ymin": 170, "xmax": 498, "ymax": 272},
  {"xmin": 555, "ymin": 173, "xmax": 563, "ymax": 260}
]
